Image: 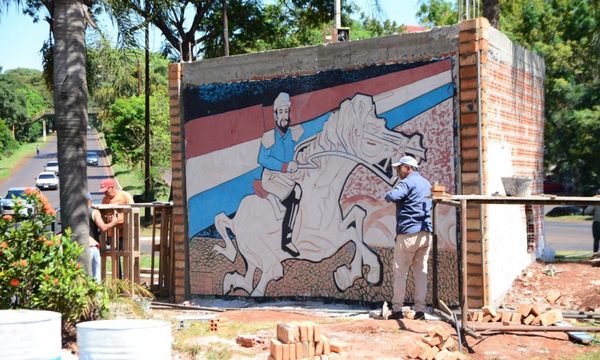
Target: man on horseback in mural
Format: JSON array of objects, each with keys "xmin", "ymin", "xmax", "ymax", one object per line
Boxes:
[{"xmin": 257, "ymin": 92, "xmax": 303, "ymax": 257}]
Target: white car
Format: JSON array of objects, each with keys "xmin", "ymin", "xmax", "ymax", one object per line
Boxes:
[
  {"xmin": 36, "ymin": 171, "xmax": 59, "ymax": 190},
  {"xmin": 45, "ymin": 160, "xmax": 59, "ymax": 175},
  {"xmin": 0, "ymin": 187, "xmax": 34, "ymax": 216}
]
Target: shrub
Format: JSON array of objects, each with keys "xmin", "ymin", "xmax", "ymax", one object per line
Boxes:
[{"xmin": 0, "ymin": 188, "xmax": 108, "ymax": 331}]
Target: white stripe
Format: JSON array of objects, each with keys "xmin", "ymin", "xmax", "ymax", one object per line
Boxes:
[
  {"xmin": 186, "ymin": 69, "xmax": 453, "ymax": 198},
  {"xmin": 373, "ymin": 70, "xmax": 452, "ymax": 115},
  {"xmin": 186, "ymin": 138, "xmax": 261, "ymax": 198}
]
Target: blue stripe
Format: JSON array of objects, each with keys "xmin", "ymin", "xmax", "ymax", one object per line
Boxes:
[
  {"xmin": 382, "ymin": 83, "xmax": 454, "ymax": 129},
  {"xmin": 188, "ymin": 168, "xmax": 262, "ymax": 237}
]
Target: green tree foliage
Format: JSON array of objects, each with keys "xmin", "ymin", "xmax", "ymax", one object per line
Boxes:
[
  {"xmin": 0, "ymin": 189, "xmax": 107, "ymax": 329},
  {"xmin": 416, "ymin": 0, "xmax": 457, "ymax": 27},
  {"xmin": 101, "ymin": 93, "xmax": 171, "ymax": 196},
  {"xmin": 87, "ymin": 38, "xmax": 168, "ymax": 109},
  {"xmin": 0, "ymin": 119, "xmax": 18, "ymax": 158},
  {"xmin": 0, "ymin": 69, "xmax": 51, "ymax": 143}
]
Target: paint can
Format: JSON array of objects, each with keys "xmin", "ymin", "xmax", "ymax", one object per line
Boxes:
[
  {"xmin": 0, "ymin": 309, "xmax": 62, "ymax": 360},
  {"xmin": 77, "ymin": 319, "xmax": 171, "ymax": 359}
]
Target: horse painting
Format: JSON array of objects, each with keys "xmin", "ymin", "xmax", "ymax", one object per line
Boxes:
[{"xmin": 212, "ymin": 93, "xmax": 427, "ymax": 296}]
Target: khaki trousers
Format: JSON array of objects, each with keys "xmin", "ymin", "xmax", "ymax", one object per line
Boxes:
[{"xmin": 392, "ymin": 231, "xmax": 432, "ymax": 312}]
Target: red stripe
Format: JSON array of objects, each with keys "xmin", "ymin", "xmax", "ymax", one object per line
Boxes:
[{"xmin": 185, "ymin": 60, "xmax": 451, "ymax": 159}]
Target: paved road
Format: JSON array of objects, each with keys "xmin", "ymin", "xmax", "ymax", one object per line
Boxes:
[
  {"xmin": 544, "ymin": 219, "xmax": 594, "ymax": 252},
  {"xmin": 0, "ymin": 129, "xmax": 112, "ymax": 209}
]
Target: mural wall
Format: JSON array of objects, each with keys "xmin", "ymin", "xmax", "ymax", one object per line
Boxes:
[{"xmin": 184, "ymin": 59, "xmax": 459, "ymax": 303}]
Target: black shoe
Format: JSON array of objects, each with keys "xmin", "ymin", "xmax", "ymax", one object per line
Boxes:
[
  {"xmin": 414, "ymin": 311, "xmax": 425, "ymax": 320},
  {"xmin": 282, "ymin": 242, "xmax": 300, "ymax": 257},
  {"xmin": 389, "ymin": 311, "xmax": 403, "ymax": 320}
]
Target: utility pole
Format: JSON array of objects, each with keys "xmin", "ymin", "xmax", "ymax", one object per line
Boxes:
[
  {"xmin": 144, "ymin": 0, "xmax": 151, "ymax": 221},
  {"xmin": 223, "ymin": 0, "xmax": 229, "ymax": 56}
]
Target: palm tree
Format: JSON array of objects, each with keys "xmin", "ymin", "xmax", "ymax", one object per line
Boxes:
[{"xmin": 52, "ymin": 0, "xmax": 90, "ymax": 270}]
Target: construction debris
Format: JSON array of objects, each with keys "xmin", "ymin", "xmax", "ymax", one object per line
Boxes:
[
  {"xmin": 406, "ymin": 325, "xmax": 467, "ymax": 360},
  {"xmin": 468, "ymin": 304, "xmax": 564, "ymax": 326},
  {"xmin": 267, "ymin": 322, "xmax": 349, "ymax": 360}
]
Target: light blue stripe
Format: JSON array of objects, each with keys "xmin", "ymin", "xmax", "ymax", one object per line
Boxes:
[
  {"xmin": 381, "ymin": 83, "xmax": 454, "ymax": 129},
  {"xmin": 188, "ymin": 168, "xmax": 262, "ymax": 237}
]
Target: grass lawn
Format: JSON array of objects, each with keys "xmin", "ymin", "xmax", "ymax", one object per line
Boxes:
[{"xmin": 0, "ymin": 138, "xmax": 49, "ymax": 182}]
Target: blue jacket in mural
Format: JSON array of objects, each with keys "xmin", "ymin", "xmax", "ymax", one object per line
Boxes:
[
  {"xmin": 384, "ymin": 171, "xmax": 432, "ymax": 235},
  {"xmin": 258, "ymin": 126, "xmax": 304, "ymax": 172}
]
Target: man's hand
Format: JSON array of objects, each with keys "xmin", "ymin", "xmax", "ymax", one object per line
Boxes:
[{"xmin": 287, "ymin": 160, "xmax": 298, "ymax": 173}]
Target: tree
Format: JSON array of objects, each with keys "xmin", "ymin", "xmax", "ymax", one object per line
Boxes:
[{"xmin": 52, "ymin": 0, "xmax": 91, "ymax": 270}]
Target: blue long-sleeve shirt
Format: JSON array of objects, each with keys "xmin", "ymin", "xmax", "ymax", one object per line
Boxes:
[{"xmin": 384, "ymin": 172, "xmax": 432, "ymax": 235}]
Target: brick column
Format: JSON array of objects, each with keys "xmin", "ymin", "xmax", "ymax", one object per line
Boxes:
[
  {"xmin": 168, "ymin": 63, "xmax": 188, "ymax": 302},
  {"xmin": 458, "ymin": 18, "xmax": 490, "ymax": 308}
]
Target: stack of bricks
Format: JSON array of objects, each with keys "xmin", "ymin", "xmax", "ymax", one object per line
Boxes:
[
  {"xmin": 268, "ymin": 322, "xmax": 350, "ymax": 360},
  {"xmin": 407, "ymin": 325, "xmax": 466, "ymax": 360},
  {"xmin": 468, "ymin": 305, "xmax": 563, "ymax": 326}
]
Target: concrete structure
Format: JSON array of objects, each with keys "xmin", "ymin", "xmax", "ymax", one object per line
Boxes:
[{"xmin": 168, "ymin": 18, "xmax": 545, "ymax": 308}]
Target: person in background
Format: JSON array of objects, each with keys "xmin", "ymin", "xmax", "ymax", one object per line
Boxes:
[
  {"xmin": 87, "ymin": 192, "xmax": 118, "ymax": 282},
  {"xmin": 383, "ymin": 155, "xmax": 432, "ymax": 320},
  {"xmin": 100, "ymin": 178, "xmax": 134, "ymax": 278},
  {"xmin": 588, "ymin": 189, "xmax": 600, "ymax": 254}
]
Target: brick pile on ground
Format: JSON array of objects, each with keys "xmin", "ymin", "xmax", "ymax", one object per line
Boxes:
[
  {"xmin": 406, "ymin": 325, "xmax": 467, "ymax": 360},
  {"xmin": 468, "ymin": 304, "xmax": 563, "ymax": 326},
  {"xmin": 268, "ymin": 321, "xmax": 351, "ymax": 360}
]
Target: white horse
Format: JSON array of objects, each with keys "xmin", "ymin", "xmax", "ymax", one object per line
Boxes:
[{"xmin": 212, "ymin": 94, "xmax": 426, "ymax": 296}]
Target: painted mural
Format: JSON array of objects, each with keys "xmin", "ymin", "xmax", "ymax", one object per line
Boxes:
[{"xmin": 184, "ymin": 59, "xmax": 458, "ymax": 303}]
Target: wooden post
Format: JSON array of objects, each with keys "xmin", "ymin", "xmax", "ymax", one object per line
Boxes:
[
  {"xmin": 460, "ymin": 199, "xmax": 468, "ymax": 329},
  {"xmin": 432, "ymin": 202, "xmax": 438, "ymax": 309}
]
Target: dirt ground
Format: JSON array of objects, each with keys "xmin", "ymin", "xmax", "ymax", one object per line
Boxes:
[
  {"xmin": 161, "ymin": 260, "xmax": 600, "ymax": 360},
  {"xmin": 62, "ymin": 260, "xmax": 600, "ymax": 359}
]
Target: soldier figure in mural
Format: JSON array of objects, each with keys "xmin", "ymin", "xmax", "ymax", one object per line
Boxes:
[{"xmin": 257, "ymin": 92, "xmax": 303, "ymax": 257}]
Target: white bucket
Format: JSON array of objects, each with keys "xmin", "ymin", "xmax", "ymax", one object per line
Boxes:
[
  {"xmin": 77, "ymin": 319, "xmax": 172, "ymax": 359},
  {"xmin": 0, "ymin": 309, "xmax": 62, "ymax": 360}
]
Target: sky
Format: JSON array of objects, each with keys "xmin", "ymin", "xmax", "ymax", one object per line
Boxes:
[{"xmin": 0, "ymin": 0, "xmax": 421, "ymax": 72}]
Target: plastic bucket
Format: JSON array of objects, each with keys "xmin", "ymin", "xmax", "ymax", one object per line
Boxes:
[
  {"xmin": 77, "ymin": 319, "xmax": 171, "ymax": 359},
  {"xmin": 501, "ymin": 176, "xmax": 532, "ymax": 196},
  {"xmin": 0, "ymin": 309, "xmax": 62, "ymax": 360}
]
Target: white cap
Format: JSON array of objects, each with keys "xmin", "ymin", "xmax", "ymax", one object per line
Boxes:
[
  {"xmin": 392, "ymin": 155, "xmax": 419, "ymax": 169},
  {"xmin": 273, "ymin": 92, "xmax": 291, "ymax": 110}
]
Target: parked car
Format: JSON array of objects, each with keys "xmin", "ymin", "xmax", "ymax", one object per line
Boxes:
[
  {"xmin": 86, "ymin": 151, "xmax": 99, "ymax": 166},
  {"xmin": 35, "ymin": 171, "xmax": 59, "ymax": 190},
  {"xmin": 546, "ymin": 206, "xmax": 583, "ymax": 217},
  {"xmin": 0, "ymin": 187, "xmax": 34, "ymax": 216},
  {"xmin": 45, "ymin": 160, "xmax": 59, "ymax": 175}
]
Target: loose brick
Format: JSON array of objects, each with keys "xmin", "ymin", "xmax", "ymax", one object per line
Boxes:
[
  {"xmin": 427, "ymin": 326, "xmax": 450, "ymax": 341},
  {"xmin": 308, "ymin": 341, "xmax": 315, "ymax": 357},
  {"xmin": 330, "ymin": 341, "xmax": 351, "ymax": 353},
  {"xmin": 322, "ymin": 336, "xmax": 331, "ymax": 355},
  {"xmin": 277, "ymin": 323, "xmax": 298, "ymax": 344},
  {"xmin": 546, "ymin": 290, "xmax": 562, "ymax": 303},
  {"xmin": 422, "ymin": 335, "xmax": 442, "ymax": 347},
  {"xmin": 482, "ymin": 305, "xmax": 497, "ymax": 318},
  {"xmin": 523, "ymin": 314, "xmax": 535, "ymax": 325},
  {"xmin": 295, "ymin": 342, "xmax": 303, "ymax": 359},
  {"xmin": 315, "ymin": 340, "xmax": 323, "ymax": 356},
  {"xmin": 517, "ymin": 304, "xmax": 532, "ymax": 317},
  {"xmin": 434, "ymin": 349, "xmax": 453, "ymax": 360},
  {"xmin": 500, "ymin": 312, "xmax": 512, "ymax": 323},
  {"xmin": 530, "ymin": 305, "xmax": 542, "ymax": 317},
  {"xmin": 313, "ymin": 324, "xmax": 321, "ymax": 342},
  {"xmin": 440, "ymin": 337, "xmax": 457, "ymax": 351},
  {"xmin": 270, "ymin": 339, "xmax": 283, "ymax": 360},
  {"xmin": 511, "ymin": 312, "xmax": 522, "ymax": 323},
  {"xmin": 298, "ymin": 324, "xmax": 308, "ymax": 342},
  {"xmin": 538, "ymin": 309, "xmax": 563, "ymax": 326},
  {"xmin": 424, "ymin": 345, "xmax": 440, "ymax": 360},
  {"xmin": 302, "ymin": 342, "xmax": 309, "ymax": 358},
  {"xmin": 407, "ymin": 340, "xmax": 430, "ymax": 359}
]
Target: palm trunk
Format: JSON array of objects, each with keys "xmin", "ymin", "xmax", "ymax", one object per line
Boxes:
[{"xmin": 53, "ymin": 0, "xmax": 91, "ymax": 274}]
